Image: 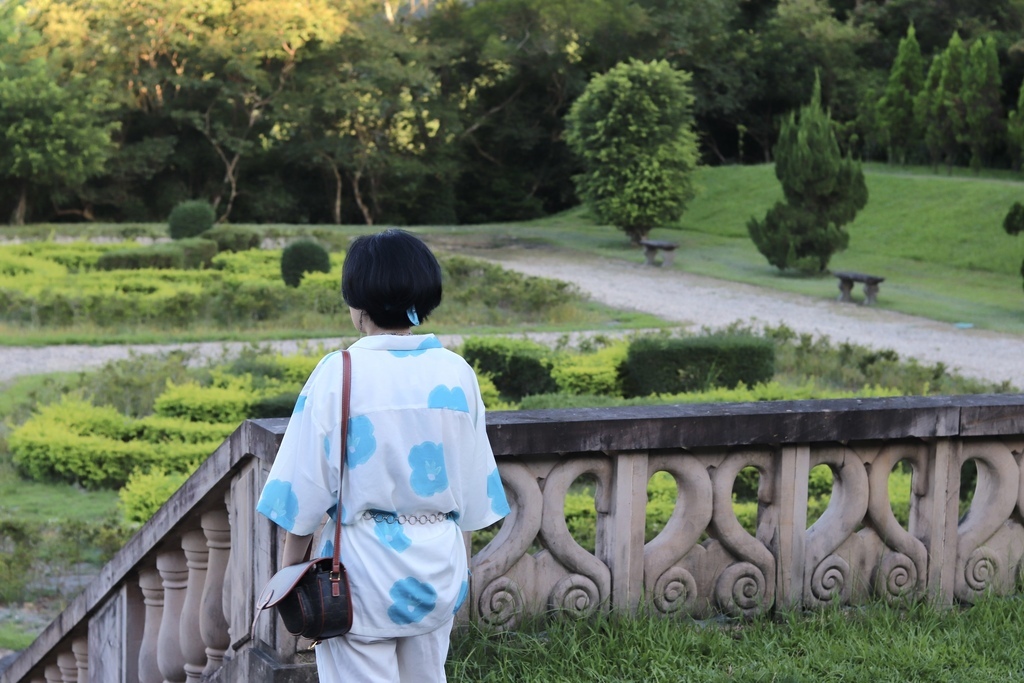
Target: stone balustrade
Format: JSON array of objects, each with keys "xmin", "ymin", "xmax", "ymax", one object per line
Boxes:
[{"xmin": 4, "ymin": 395, "xmax": 1024, "ymax": 682}]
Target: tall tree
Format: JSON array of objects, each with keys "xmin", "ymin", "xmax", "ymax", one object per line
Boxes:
[
  {"xmin": 425, "ymin": 0, "xmax": 647, "ymax": 222},
  {"xmin": 915, "ymin": 32, "xmax": 968, "ymax": 171},
  {"xmin": 565, "ymin": 59, "xmax": 699, "ymax": 244},
  {"xmin": 1007, "ymin": 80, "xmax": 1024, "ymax": 169},
  {"xmin": 282, "ymin": 9, "xmax": 458, "ymax": 225},
  {"xmin": 0, "ymin": 5, "xmax": 118, "ymax": 224},
  {"xmin": 962, "ymin": 36, "xmax": 1004, "ymax": 171},
  {"xmin": 747, "ymin": 75, "xmax": 868, "ymax": 273},
  {"xmin": 877, "ymin": 23, "xmax": 925, "ymax": 164}
]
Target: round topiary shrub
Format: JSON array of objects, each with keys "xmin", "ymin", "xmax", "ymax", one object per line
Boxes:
[
  {"xmin": 280, "ymin": 240, "xmax": 331, "ymax": 288},
  {"xmin": 168, "ymin": 200, "xmax": 216, "ymax": 240}
]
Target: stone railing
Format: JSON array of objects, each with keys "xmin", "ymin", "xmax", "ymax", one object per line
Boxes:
[{"xmin": 5, "ymin": 394, "xmax": 1024, "ymax": 682}]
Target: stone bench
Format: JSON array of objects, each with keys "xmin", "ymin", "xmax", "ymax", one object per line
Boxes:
[
  {"xmin": 833, "ymin": 270, "xmax": 885, "ymax": 305},
  {"xmin": 639, "ymin": 239, "xmax": 679, "ymax": 267}
]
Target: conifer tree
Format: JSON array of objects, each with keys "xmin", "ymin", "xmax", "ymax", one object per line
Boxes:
[
  {"xmin": 963, "ymin": 36, "xmax": 1004, "ymax": 171},
  {"xmin": 878, "ymin": 24, "xmax": 925, "ymax": 165},
  {"xmin": 747, "ymin": 76, "xmax": 868, "ymax": 273},
  {"xmin": 915, "ymin": 32, "xmax": 968, "ymax": 171},
  {"xmin": 1008, "ymin": 81, "xmax": 1024, "ymax": 169}
]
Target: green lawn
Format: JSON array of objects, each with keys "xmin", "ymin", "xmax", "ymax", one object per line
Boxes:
[
  {"xmin": 448, "ymin": 596, "xmax": 1024, "ymax": 682},
  {"xmin": 6, "ymin": 164, "xmax": 1023, "ymax": 335},
  {"xmin": 440, "ymin": 163, "xmax": 1024, "ymax": 334}
]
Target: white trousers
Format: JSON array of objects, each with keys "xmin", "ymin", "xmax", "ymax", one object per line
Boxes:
[{"xmin": 314, "ymin": 620, "xmax": 452, "ymax": 683}]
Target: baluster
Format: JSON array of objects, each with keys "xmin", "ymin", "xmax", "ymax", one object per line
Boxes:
[
  {"xmin": 201, "ymin": 509, "xmax": 231, "ymax": 676},
  {"xmin": 71, "ymin": 637, "xmax": 88, "ymax": 683},
  {"xmin": 56, "ymin": 651, "xmax": 77, "ymax": 682},
  {"xmin": 180, "ymin": 530, "xmax": 209, "ymax": 681},
  {"xmin": 157, "ymin": 547, "xmax": 188, "ymax": 683},
  {"xmin": 222, "ymin": 490, "xmax": 234, "ymax": 646},
  {"xmin": 43, "ymin": 663, "xmax": 62, "ymax": 683},
  {"xmin": 139, "ymin": 568, "xmax": 165, "ymax": 683}
]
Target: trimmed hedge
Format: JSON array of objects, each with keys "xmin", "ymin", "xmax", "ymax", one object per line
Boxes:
[
  {"xmin": 620, "ymin": 334, "xmax": 776, "ymax": 397},
  {"xmin": 168, "ymin": 200, "xmax": 216, "ymax": 239},
  {"xmin": 154, "ymin": 379, "xmax": 259, "ymax": 423},
  {"xmin": 96, "ymin": 243, "xmax": 185, "ymax": 271},
  {"xmin": 202, "ymin": 224, "xmax": 262, "ymax": 252},
  {"xmin": 119, "ymin": 468, "xmax": 193, "ymax": 525},
  {"xmin": 8, "ymin": 397, "xmax": 230, "ymax": 489},
  {"xmin": 177, "ymin": 238, "xmax": 219, "ymax": 269},
  {"xmin": 460, "ymin": 337, "xmax": 557, "ymax": 401},
  {"xmin": 551, "ymin": 343, "xmax": 628, "ymax": 396},
  {"xmin": 281, "ymin": 240, "xmax": 331, "ymax": 287}
]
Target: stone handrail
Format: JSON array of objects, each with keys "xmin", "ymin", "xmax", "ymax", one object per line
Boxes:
[{"xmin": 5, "ymin": 395, "xmax": 1024, "ymax": 681}]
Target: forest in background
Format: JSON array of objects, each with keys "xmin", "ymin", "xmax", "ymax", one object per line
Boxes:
[{"xmin": 4, "ymin": 0, "xmax": 1024, "ymax": 227}]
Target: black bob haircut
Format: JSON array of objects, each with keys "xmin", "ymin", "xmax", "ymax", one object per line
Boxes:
[{"xmin": 341, "ymin": 229, "xmax": 443, "ymax": 329}]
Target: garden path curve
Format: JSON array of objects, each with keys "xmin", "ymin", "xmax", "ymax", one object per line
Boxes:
[
  {"xmin": 471, "ymin": 247, "xmax": 1024, "ymax": 389},
  {"xmin": 2, "ymin": 246, "xmax": 1024, "ymax": 389}
]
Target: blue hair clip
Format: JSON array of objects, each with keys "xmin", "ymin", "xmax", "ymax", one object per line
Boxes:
[{"xmin": 406, "ymin": 305, "xmax": 420, "ymax": 326}]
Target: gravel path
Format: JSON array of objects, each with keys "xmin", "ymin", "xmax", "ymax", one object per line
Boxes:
[
  {"xmin": 2, "ymin": 247, "xmax": 1023, "ymax": 388},
  {"xmin": 474, "ymin": 248, "xmax": 1024, "ymax": 389}
]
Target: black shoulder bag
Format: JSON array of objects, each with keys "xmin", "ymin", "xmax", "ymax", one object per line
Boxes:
[{"xmin": 253, "ymin": 349, "xmax": 354, "ymax": 642}]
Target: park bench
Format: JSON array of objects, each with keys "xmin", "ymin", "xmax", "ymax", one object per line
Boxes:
[
  {"xmin": 639, "ymin": 239, "xmax": 679, "ymax": 267},
  {"xmin": 833, "ymin": 270, "xmax": 885, "ymax": 305}
]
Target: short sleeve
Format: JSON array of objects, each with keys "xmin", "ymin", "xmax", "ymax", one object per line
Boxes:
[
  {"xmin": 256, "ymin": 362, "xmax": 337, "ymax": 536},
  {"xmin": 454, "ymin": 373, "xmax": 510, "ymax": 531}
]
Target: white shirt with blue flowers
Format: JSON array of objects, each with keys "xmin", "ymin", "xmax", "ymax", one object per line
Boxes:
[{"xmin": 256, "ymin": 333, "xmax": 510, "ymax": 639}]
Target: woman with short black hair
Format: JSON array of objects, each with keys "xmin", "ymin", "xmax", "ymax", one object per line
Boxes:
[{"xmin": 257, "ymin": 229, "xmax": 509, "ymax": 682}]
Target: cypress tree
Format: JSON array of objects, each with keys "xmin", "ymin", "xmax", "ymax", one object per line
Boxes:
[
  {"xmin": 963, "ymin": 36, "xmax": 1004, "ymax": 171},
  {"xmin": 1008, "ymin": 81, "xmax": 1024, "ymax": 169},
  {"xmin": 915, "ymin": 53, "xmax": 945, "ymax": 168},
  {"xmin": 925, "ymin": 32, "xmax": 969, "ymax": 170},
  {"xmin": 747, "ymin": 76, "xmax": 868, "ymax": 273},
  {"xmin": 878, "ymin": 24, "xmax": 925, "ymax": 165}
]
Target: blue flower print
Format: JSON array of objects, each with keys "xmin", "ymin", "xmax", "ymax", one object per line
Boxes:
[
  {"xmin": 453, "ymin": 579, "xmax": 469, "ymax": 614},
  {"xmin": 427, "ymin": 385, "xmax": 469, "ymax": 413},
  {"xmin": 257, "ymin": 479, "xmax": 299, "ymax": 531},
  {"xmin": 374, "ymin": 517, "xmax": 412, "ymax": 553},
  {"xmin": 389, "ymin": 337, "xmax": 443, "ymax": 358},
  {"xmin": 293, "ymin": 395, "xmax": 307, "ymax": 414},
  {"xmin": 487, "ymin": 468, "xmax": 511, "ymax": 516},
  {"xmin": 347, "ymin": 415, "xmax": 377, "ymax": 467},
  {"xmin": 408, "ymin": 442, "xmax": 449, "ymax": 497},
  {"xmin": 320, "ymin": 539, "xmax": 334, "ymax": 559},
  {"xmin": 323, "ymin": 435, "xmax": 331, "ymax": 460},
  {"xmin": 387, "ymin": 578, "xmax": 437, "ymax": 625}
]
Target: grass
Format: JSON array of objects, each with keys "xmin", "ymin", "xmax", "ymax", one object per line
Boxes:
[
  {"xmin": 0, "ymin": 302, "xmax": 664, "ymax": 347},
  {"xmin": 429, "ymin": 163, "xmax": 1024, "ymax": 334},
  {"xmin": 0, "ymin": 619, "xmax": 36, "ymax": 651},
  {"xmin": 448, "ymin": 596, "xmax": 1024, "ymax": 681},
  {"xmin": 8, "ymin": 164, "xmax": 1024, "ymax": 336}
]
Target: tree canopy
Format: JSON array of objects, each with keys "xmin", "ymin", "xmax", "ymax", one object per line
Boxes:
[
  {"xmin": 565, "ymin": 59, "xmax": 699, "ymax": 244},
  {"xmin": 3, "ymin": 0, "xmax": 1024, "ymax": 225}
]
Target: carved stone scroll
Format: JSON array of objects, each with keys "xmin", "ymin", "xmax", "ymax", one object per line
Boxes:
[
  {"xmin": 804, "ymin": 447, "xmax": 869, "ymax": 607},
  {"xmin": 539, "ymin": 457, "xmax": 612, "ymax": 619},
  {"xmin": 708, "ymin": 450, "xmax": 776, "ymax": 618},
  {"xmin": 955, "ymin": 441, "xmax": 1020, "ymax": 603},
  {"xmin": 472, "ymin": 462, "xmax": 542, "ymax": 629},
  {"xmin": 643, "ymin": 455, "xmax": 712, "ymax": 617}
]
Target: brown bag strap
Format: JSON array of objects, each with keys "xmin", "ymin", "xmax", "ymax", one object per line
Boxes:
[{"xmin": 333, "ymin": 350, "xmax": 351, "ymax": 576}]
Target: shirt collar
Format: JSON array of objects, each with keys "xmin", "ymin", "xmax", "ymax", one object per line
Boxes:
[{"xmin": 348, "ymin": 333, "xmax": 443, "ymax": 352}]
